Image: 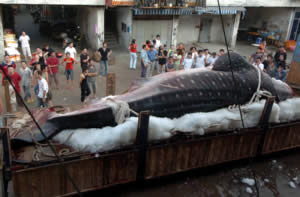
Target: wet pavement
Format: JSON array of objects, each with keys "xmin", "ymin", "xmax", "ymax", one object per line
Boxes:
[{"xmin": 87, "ymin": 150, "xmax": 300, "ymax": 197}]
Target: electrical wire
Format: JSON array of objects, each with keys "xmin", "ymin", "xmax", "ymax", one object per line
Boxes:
[
  {"xmin": 216, "ymin": 2, "xmax": 261, "ymax": 196},
  {"xmin": 216, "ymin": 0, "xmax": 245, "ymax": 129},
  {"xmin": 0, "ymin": 66, "xmax": 83, "ymax": 197}
]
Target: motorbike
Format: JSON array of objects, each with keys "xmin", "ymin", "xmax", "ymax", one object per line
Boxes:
[{"xmin": 62, "ymin": 26, "xmax": 81, "ymax": 49}]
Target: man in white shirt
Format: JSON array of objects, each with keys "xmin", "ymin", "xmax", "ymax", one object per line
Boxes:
[
  {"xmin": 183, "ymin": 52, "xmax": 194, "ymax": 70},
  {"xmin": 207, "ymin": 52, "xmax": 218, "ymax": 67},
  {"xmin": 155, "ymin": 35, "xmax": 161, "ymax": 49},
  {"xmin": 195, "ymin": 50, "xmax": 205, "ymax": 68},
  {"xmin": 19, "ymin": 31, "xmax": 32, "ymax": 60},
  {"xmin": 253, "ymin": 57, "xmax": 264, "ymax": 71},
  {"xmin": 203, "ymin": 49, "xmax": 210, "ymax": 66},
  {"xmin": 64, "ymin": 42, "xmax": 77, "ymax": 59},
  {"xmin": 35, "ymin": 70, "xmax": 48, "ymax": 108}
]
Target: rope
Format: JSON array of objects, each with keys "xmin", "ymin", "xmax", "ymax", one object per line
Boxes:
[
  {"xmin": 104, "ymin": 98, "xmax": 138, "ymax": 124},
  {"xmin": 32, "ymin": 147, "xmax": 78, "ymax": 162},
  {"xmin": 0, "ymin": 66, "xmax": 83, "ymax": 196},
  {"xmin": 216, "ymin": 0, "xmax": 245, "ymax": 129},
  {"xmin": 248, "ymin": 65, "xmax": 272, "ymax": 104}
]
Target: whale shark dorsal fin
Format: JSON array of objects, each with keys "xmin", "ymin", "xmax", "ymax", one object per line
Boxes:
[{"xmin": 213, "ymin": 52, "xmax": 252, "ymax": 72}]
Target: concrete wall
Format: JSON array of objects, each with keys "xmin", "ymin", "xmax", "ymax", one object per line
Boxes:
[
  {"xmin": 0, "ymin": 0, "xmax": 105, "ymax": 5},
  {"xmin": 239, "ymin": 7, "xmax": 294, "ymax": 41},
  {"xmin": 79, "ymin": 7, "xmax": 104, "ymax": 50},
  {"xmin": 210, "ymin": 15, "xmax": 233, "ymax": 44},
  {"xmin": 177, "ymin": 15, "xmax": 200, "ymax": 44},
  {"xmin": 115, "ymin": 7, "xmax": 132, "ymax": 49}
]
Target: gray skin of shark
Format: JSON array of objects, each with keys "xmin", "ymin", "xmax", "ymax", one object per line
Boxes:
[{"xmin": 11, "ymin": 53, "xmax": 293, "ymax": 147}]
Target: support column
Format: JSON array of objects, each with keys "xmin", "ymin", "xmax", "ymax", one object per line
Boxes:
[
  {"xmin": 81, "ymin": 6, "xmax": 104, "ymax": 50},
  {"xmin": 230, "ymin": 11, "xmax": 241, "ymax": 48},
  {"xmin": 0, "ymin": 6, "xmax": 5, "ymax": 61},
  {"xmin": 172, "ymin": 15, "xmax": 179, "ymax": 47}
]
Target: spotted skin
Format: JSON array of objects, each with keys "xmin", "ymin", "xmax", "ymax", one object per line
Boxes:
[{"xmin": 11, "ymin": 53, "xmax": 293, "ymax": 147}]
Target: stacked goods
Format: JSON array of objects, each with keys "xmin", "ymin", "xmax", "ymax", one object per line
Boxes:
[
  {"xmin": 4, "ymin": 32, "xmax": 21, "ymax": 62},
  {"xmin": 5, "ymin": 47, "xmax": 21, "ymax": 62},
  {"xmin": 4, "ymin": 33, "xmax": 18, "ymax": 48}
]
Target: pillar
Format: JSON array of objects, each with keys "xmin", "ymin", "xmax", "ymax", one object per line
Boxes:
[
  {"xmin": 81, "ymin": 6, "xmax": 104, "ymax": 50},
  {"xmin": 0, "ymin": 6, "xmax": 4, "ymax": 61},
  {"xmin": 230, "ymin": 11, "xmax": 241, "ymax": 48},
  {"xmin": 172, "ymin": 15, "xmax": 179, "ymax": 47}
]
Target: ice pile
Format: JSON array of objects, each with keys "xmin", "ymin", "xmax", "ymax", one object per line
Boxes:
[{"xmin": 54, "ymin": 98, "xmax": 300, "ymax": 153}]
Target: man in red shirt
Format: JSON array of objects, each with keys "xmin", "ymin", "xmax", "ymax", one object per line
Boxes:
[
  {"xmin": 8, "ymin": 67, "xmax": 22, "ymax": 106},
  {"xmin": 47, "ymin": 51, "xmax": 59, "ymax": 89},
  {"xmin": 62, "ymin": 52, "xmax": 77, "ymax": 89},
  {"xmin": 1, "ymin": 55, "xmax": 17, "ymax": 85}
]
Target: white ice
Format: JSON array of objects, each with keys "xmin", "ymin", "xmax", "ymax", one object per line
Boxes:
[
  {"xmin": 241, "ymin": 178, "xmax": 255, "ymax": 186},
  {"xmin": 54, "ymin": 98, "xmax": 300, "ymax": 153},
  {"xmin": 245, "ymin": 187, "xmax": 253, "ymax": 194},
  {"xmin": 289, "ymin": 181, "xmax": 297, "ymax": 189}
]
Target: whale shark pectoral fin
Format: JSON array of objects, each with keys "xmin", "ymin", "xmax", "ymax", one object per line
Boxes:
[{"xmin": 11, "ymin": 121, "xmax": 59, "ymax": 148}]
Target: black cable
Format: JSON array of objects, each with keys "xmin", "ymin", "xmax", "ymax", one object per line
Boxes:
[
  {"xmin": 216, "ymin": 3, "xmax": 261, "ymax": 196},
  {"xmin": 216, "ymin": 0, "xmax": 245, "ymax": 128},
  {"xmin": 0, "ymin": 66, "xmax": 83, "ymax": 197}
]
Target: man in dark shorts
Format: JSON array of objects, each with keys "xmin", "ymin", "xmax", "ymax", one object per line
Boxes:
[
  {"xmin": 62, "ymin": 52, "xmax": 77, "ymax": 89},
  {"xmin": 80, "ymin": 48, "xmax": 89, "ymax": 72}
]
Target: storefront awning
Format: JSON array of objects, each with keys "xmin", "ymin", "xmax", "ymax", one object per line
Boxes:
[
  {"xmin": 195, "ymin": 6, "xmax": 246, "ymax": 15},
  {"xmin": 133, "ymin": 8, "xmax": 193, "ymax": 16}
]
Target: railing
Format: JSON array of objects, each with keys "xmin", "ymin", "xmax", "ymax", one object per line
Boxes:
[{"xmin": 136, "ymin": 0, "xmax": 206, "ymax": 8}]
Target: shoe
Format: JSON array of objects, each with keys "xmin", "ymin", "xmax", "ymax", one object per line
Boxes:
[{"xmin": 27, "ymin": 99, "xmax": 34, "ymax": 103}]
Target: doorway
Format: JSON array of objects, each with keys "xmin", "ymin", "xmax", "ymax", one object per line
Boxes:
[{"xmin": 199, "ymin": 18, "xmax": 212, "ymax": 43}]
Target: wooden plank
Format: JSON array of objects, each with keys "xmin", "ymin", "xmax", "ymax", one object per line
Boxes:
[
  {"xmin": 3, "ymin": 80, "xmax": 11, "ymax": 113},
  {"xmin": 287, "ymin": 61, "xmax": 300, "ymax": 85},
  {"xmin": 136, "ymin": 111, "xmax": 150, "ymax": 181},
  {"xmin": 106, "ymin": 73, "xmax": 116, "ymax": 96}
]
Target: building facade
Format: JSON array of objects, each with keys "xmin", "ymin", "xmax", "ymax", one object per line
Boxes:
[{"xmin": 1, "ymin": 0, "xmax": 300, "ymax": 57}]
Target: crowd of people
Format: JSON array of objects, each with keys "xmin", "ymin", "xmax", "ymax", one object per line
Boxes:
[
  {"xmin": 0, "ymin": 31, "xmax": 114, "ymax": 110},
  {"xmin": 130, "ymin": 35, "xmax": 289, "ymax": 82},
  {"xmin": 0, "ymin": 32, "xmax": 290, "ymax": 112},
  {"xmin": 132, "ymin": 35, "xmax": 225, "ymax": 78},
  {"xmin": 249, "ymin": 44, "xmax": 288, "ymax": 81}
]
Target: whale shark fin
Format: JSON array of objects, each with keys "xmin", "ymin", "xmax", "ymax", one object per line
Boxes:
[{"xmin": 213, "ymin": 52, "xmax": 252, "ymax": 72}]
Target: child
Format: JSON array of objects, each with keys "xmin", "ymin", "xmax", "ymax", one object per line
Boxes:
[
  {"xmin": 62, "ymin": 52, "xmax": 77, "ymax": 89},
  {"xmin": 80, "ymin": 68, "xmax": 91, "ymax": 103},
  {"xmin": 168, "ymin": 44, "xmax": 175, "ymax": 57},
  {"xmin": 195, "ymin": 50, "xmax": 205, "ymax": 68},
  {"xmin": 87, "ymin": 59, "xmax": 98, "ymax": 98},
  {"xmin": 183, "ymin": 52, "xmax": 194, "ymax": 70}
]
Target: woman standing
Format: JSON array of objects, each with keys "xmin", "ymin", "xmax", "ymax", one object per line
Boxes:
[
  {"xmin": 158, "ymin": 45, "xmax": 168, "ymax": 73},
  {"xmin": 173, "ymin": 49, "xmax": 183, "ymax": 70},
  {"xmin": 128, "ymin": 39, "xmax": 137, "ymax": 69}
]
